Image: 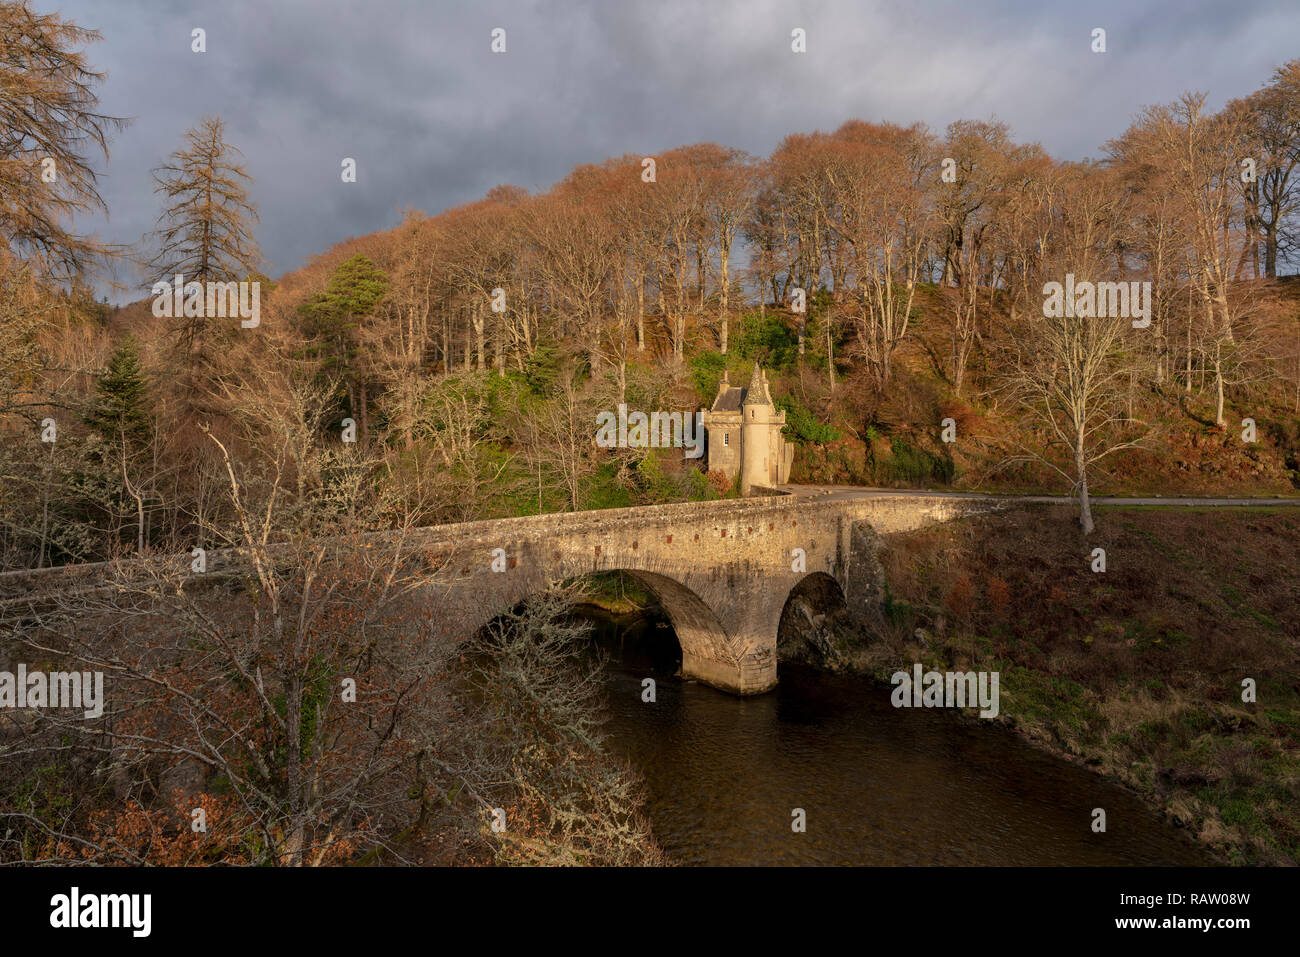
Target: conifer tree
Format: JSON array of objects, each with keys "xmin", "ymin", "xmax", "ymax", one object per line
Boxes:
[
  {"xmin": 298, "ymin": 254, "xmax": 388, "ymax": 440},
  {"xmin": 82, "ymin": 334, "xmax": 155, "ymax": 553},
  {"xmin": 0, "ymin": 1, "xmax": 126, "ymax": 278},
  {"xmin": 146, "ymin": 116, "xmax": 261, "ymax": 357},
  {"xmin": 84, "ymin": 334, "xmax": 152, "ymax": 447}
]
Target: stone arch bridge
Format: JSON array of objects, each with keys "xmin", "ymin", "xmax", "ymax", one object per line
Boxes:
[
  {"xmin": 405, "ymin": 489, "xmax": 1004, "ymax": 694},
  {"xmin": 0, "ymin": 489, "xmax": 1017, "ymax": 694}
]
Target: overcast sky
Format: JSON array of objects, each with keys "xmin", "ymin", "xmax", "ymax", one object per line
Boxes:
[{"xmin": 46, "ymin": 0, "xmax": 1300, "ymax": 301}]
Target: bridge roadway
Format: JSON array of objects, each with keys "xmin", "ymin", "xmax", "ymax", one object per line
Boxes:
[{"xmin": 3, "ymin": 486, "xmax": 1297, "ymax": 695}]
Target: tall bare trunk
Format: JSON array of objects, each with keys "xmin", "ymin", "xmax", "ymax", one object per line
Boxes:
[
  {"xmin": 474, "ymin": 302, "xmax": 485, "ymax": 369},
  {"xmin": 1076, "ymin": 440, "xmax": 1094, "ymax": 535},
  {"xmin": 1213, "ymin": 348, "xmax": 1225, "ymax": 427},
  {"xmin": 38, "ymin": 445, "xmax": 52, "ymax": 568},
  {"xmin": 463, "ymin": 307, "xmax": 472, "ymax": 370},
  {"xmin": 442, "ymin": 313, "xmax": 451, "ymax": 373},
  {"xmin": 825, "ymin": 310, "xmax": 834, "ymax": 392},
  {"xmin": 719, "ymin": 246, "xmax": 730, "ymax": 354},
  {"xmin": 636, "ymin": 276, "xmax": 645, "ymax": 352}
]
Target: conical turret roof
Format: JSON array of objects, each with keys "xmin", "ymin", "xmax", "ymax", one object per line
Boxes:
[{"xmin": 743, "ymin": 364, "xmax": 773, "ymax": 407}]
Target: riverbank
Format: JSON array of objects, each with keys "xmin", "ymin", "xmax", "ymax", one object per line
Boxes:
[{"xmin": 807, "ymin": 503, "xmax": 1299, "ymax": 865}]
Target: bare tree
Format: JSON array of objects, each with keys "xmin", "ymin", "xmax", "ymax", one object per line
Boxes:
[
  {"xmin": 464, "ymin": 583, "xmax": 665, "ymax": 865},
  {"xmin": 1229, "ymin": 60, "xmax": 1300, "ymax": 277},
  {"xmin": 938, "ymin": 120, "xmax": 1031, "ymax": 396},
  {"xmin": 699, "ymin": 147, "xmax": 755, "ymax": 355},
  {"xmin": 2, "ymin": 374, "xmax": 462, "ymax": 865},
  {"xmin": 1004, "ymin": 166, "xmax": 1147, "ymax": 534},
  {"xmin": 826, "ymin": 121, "xmax": 937, "ymax": 388}
]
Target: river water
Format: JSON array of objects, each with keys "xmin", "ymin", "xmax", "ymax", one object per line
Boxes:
[{"xmin": 584, "ymin": 610, "xmax": 1213, "ymax": 866}]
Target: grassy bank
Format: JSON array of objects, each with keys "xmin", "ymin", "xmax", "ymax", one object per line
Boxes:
[{"xmin": 826, "ymin": 504, "xmax": 1300, "ymax": 865}]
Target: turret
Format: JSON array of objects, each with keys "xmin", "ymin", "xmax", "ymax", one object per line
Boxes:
[{"xmin": 741, "ymin": 365, "xmax": 773, "ymax": 494}]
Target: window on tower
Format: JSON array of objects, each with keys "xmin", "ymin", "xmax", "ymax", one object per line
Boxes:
[{"xmin": 723, "ymin": 432, "xmax": 729, "ymax": 446}]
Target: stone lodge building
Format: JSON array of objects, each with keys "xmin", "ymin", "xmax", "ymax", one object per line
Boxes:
[{"xmin": 700, "ymin": 365, "xmax": 793, "ymax": 494}]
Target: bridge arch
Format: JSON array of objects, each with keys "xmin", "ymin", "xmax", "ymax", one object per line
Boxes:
[
  {"xmin": 782, "ymin": 571, "xmax": 848, "ymax": 618},
  {"xmin": 616, "ymin": 569, "xmax": 733, "ymax": 671},
  {"xmin": 777, "ymin": 571, "xmax": 848, "ymax": 662},
  {"xmin": 440, "ymin": 560, "xmax": 766, "ymax": 694}
]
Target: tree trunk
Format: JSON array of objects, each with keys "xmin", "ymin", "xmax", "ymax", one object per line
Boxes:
[
  {"xmin": 442, "ymin": 313, "xmax": 451, "ymax": 373},
  {"xmin": 1214, "ymin": 350, "xmax": 1225, "ymax": 427},
  {"xmin": 474, "ymin": 303, "xmax": 485, "ymax": 369},
  {"xmin": 636, "ymin": 277, "xmax": 645, "ymax": 352},
  {"xmin": 1076, "ymin": 441, "xmax": 1094, "ymax": 535},
  {"xmin": 697, "ymin": 246, "xmax": 706, "ymax": 310},
  {"xmin": 122, "ymin": 443, "xmax": 145, "ymax": 555},
  {"xmin": 38, "ymin": 445, "xmax": 51, "ymax": 569},
  {"xmin": 825, "ymin": 311, "xmax": 834, "ymax": 392},
  {"xmin": 285, "ymin": 731, "xmax": 303, "ymax": 862},
  {"xmin": 719, "ymin": 246, "xmax": 730, "ymax": 354}
]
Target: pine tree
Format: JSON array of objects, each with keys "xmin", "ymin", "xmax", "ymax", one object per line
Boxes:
[
  {"xmin": 298, "ymin": 254, "xmax": 389, "ymax": 360},
  {"xmin": 298, "ymin": 255, "xmax": 388, "ymax": 438},
  {"xmin": 85, "ymin": 334, "xmax": 152, "ymax": 447}
]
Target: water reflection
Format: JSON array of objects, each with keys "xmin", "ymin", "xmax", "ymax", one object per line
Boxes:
[{"xmin": 584, "ymin": 607, "xmax": 1212, "ymax": 866}]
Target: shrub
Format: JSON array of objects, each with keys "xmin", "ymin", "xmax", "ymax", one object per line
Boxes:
[
  {"xmin": 737, "ymin": 312, "xmax": 800, "ymax": 369},
  {"xmin": 688, "ymin": 351, "xmax": 727, "ymax": 403},
  {"xmin": 776, "ymin": 394, "xmax": 841, "ymax": 445},
  {"xmin": 887, "ymin": 436, "xmax": 955, "ymax": 485}
]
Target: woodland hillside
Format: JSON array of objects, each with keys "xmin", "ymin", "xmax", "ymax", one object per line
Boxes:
[{"xmin": 7, "ymin": 59, "xmax": 1300, "ymax": 566}]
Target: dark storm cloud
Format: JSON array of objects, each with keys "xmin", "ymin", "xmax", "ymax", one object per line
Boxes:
[{"xmin": 46, "ymin": 0, "xmax": 1300, "ymax": 301}]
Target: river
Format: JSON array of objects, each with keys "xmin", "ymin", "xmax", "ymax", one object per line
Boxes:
[{"xmin": 581, "ymin": 607, "xmax": 1213, "ymax": 866}]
